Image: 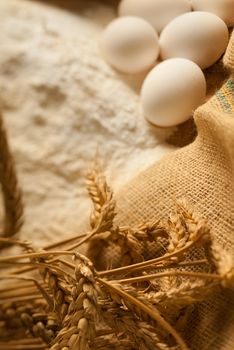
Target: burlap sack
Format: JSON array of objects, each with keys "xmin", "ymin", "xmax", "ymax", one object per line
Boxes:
[{"xmin": 115, "ymin": 32, "xmax": 234, "ymax": 350}]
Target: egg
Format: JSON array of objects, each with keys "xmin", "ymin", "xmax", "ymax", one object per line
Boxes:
[
  {"xmin": 141, "ymin": 58, "xmax": 206, "ymax": 127},
  {"xmin": 159, "ymin": 12, "xmax": 229, "ymax": 69},
  {"xmin": 118, "ymin": 0, "xmax": 191, "ymax": 33},
  {"xmin": 100, "ymin": 17, "xmax": 159, "ymax": 74},
  {"xmin": 191, "ymin": 0, "xmax": 234, "ymax": 27}
]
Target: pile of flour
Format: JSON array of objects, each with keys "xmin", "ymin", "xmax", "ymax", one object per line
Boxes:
[{"xmin": 0, "ymin": 0, "xmax": 175, "ymax": 246}]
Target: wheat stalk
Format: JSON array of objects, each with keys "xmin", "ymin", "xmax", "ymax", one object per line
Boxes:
[
  {"xmin": 0, "ymin": 340, "xmax": 48, "ymax": 350},
  {"xmin": 98, "ymin": 207, "xmax": 210, "ymax": 278},
  {"xmin": 143, "ymin": 278, "xmax": 220, "ymax": 308},
  {"xmin": 0, "ymin": 338, "xmax": 47, "ymax": 348},
  {"xmin": 0, "ymin": 113, "xmax": 24, "ymax": 239},
  {"xmin": 113, "ymin": 270, "xmax": 223, "ymax": 285},
  {"xmin": 0, "ymin": 237, "xmax": 35, "ymax": 253},
  {"xmin": 0, "ymin": 240, "xmax": 73, "ymax": 324},
  {"xmin": 98, "ymin": 241, "xmax": 208, "ymax": 277}
]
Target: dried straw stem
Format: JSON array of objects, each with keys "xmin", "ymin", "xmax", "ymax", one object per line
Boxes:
[
  {"xmin": 115, "ymin": 270, "xmax": 223, "ymax": 284},
  {"xmin": 99, "ymin": 209, "xmax": 210, "ymax": 277},
  {"xmin": 0, "ymin": 252, "xmax": 72, "ymax": 324},
  {"xmin": 143, "ymin": 279, "xmax": 220, "ymax": 308},
  {"xmin": 0, "ymin": 250, "xmax": 77, "ymax": 263},
  {"xmin": 0, "ymin": 337, "xmax": 47, "ymax": 349},
  {"xmin": 0, "ymin": 113, "xmax": 23, "ymax": 238},
  {"xmin": 98, "ymin": 240, "xmax": 205, "ymax": 277},
  {"xmin": 0, "ymin": 342, "xmax": 47, "ymax": 350}
]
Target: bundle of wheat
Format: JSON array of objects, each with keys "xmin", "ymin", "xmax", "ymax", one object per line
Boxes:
[{"xmin": 0, "ymin": 158, "xmax": 233, "ymax": 350}]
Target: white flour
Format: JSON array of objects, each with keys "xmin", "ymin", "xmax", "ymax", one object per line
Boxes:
[{"xmin": 0, "ymin": 0, "xmax": 175, "ymax": 246}]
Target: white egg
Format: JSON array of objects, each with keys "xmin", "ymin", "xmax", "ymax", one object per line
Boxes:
[
  {"xmin": 141, "ymin": 58, "xmax": 206, "ymax": 127},
  {"xmin": 191, "ymin": 0, "xmax": 234, "ymax": 27},
  {"xmin": 100, "ymin": 17, "xmax": 159, "ymax": 74},
  {"xmin": 118, "ymin": 0, "xmax": 191, "ymax": 33},
  {"xmin": 159, "ymin": 11, "xmax": 229, "ymax": 69}
]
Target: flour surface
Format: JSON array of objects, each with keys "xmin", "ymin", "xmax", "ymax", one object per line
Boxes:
[{"xmin": 0, "ymin": 0, "xmax": 174, "ymax": 246}]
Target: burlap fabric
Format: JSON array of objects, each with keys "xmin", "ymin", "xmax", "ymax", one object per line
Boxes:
[{"xmin": 114, "ymin": 32, "xmax": 234, "ymax": 350}]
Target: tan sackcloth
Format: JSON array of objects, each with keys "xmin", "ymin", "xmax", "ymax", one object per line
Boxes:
[{"xmin": 114, "ymin": 33, "xmax": 234, "ymax": 350}]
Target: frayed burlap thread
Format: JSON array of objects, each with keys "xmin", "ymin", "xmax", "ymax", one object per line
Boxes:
[{"xmin": 115, "ymin": 32, "xmax": 234, "ymax": 350}]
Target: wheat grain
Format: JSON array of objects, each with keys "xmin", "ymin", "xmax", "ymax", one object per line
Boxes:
[
  {"xmin": 0, "ymin": 298, "xmax": 57, "ymax": 345},
  {"xmin": 207, "ymin": 242, "xmax": 234, "ymax": 287},
  {"xmin": 176, "ymin": 200, "xmax": 210, "ymax": 244},
  {"xmin": 66, "ymin": 166, "xmax": 117, "ymax": 251},
  {"xmin": 51, "ymin": 254, "xmax": 100, "ymax": 350},
  {"xmin": 166, "ymin": 213, "xmax": 188, "ymax": 257},
  {"xmin": 142, "ymin": 278, "xmax": 220, "ymax": 307},
  {"xmin": 111, "ymin": 226, "xmax": 143, "ymax": 265},
  {"xmin": 42, "ymin": 270, "xmax": 70, "ymax": 320},
  {"xmin": 86, "ymin": 165, "xmax": 116, "ymax": 233},
  {"xmin": 100, "ymin": 300, "xmax": 172, "ymax": 350},
  {"xmin": 97, "ymin": 277, "xmax": 189, "ymax": 350},
  {"xmin": 134, "ymin": 221, "xmax": 168, "ymax": 242}
]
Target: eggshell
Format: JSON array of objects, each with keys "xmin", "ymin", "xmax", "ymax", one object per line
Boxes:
[
  {"xmin": 191, "ymin": 0, "xmax": 234, "ymax": 27},
  {"xmin": 118, "ymin": 0, "xmax": 191, "ymax": 33},
  {"xmin": 141, "ymin": 58, "xmax": 206, "ymax": 127},
  {"xmin": 100, "ymin": 17, "xmax": 159, "ymax": 74},
  {"xmin": 159, "ymin": 11, "xmax": 229, "ymax": 69}
]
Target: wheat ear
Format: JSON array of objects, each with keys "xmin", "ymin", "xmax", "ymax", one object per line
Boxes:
[
  {"xmin": 110, "ymin": 226, "xmax": 144, "ymax": 265},
  {"xmin": 0, "ymin": 239, "xmax": 72, "ymax": 322},
  {"xmin": 143, "ymin": 278, "xmax": 220, "ymax": 308},
  {"xmin": 0, "ymin": 295, "xmax": 57, "ymax": 346},
  {"xmin": 100, "ymin": 301, "xmax": 172, "ymax": 350},
  {"xmin": 39, "ymin": 264, "xmax": 71, "ymax": 322},
  {"xmin": 86, "ymin": 165, "xmax": 116, "ymax": 232},
  {"xmin": 99, "ymin": 207, "xmax": 210, "ymax": 277},
  {"xmin": 0, "ymin": 113, "xmax": 24, "ymax": 238},
  {"xmin": 51, "ymin": 254, "xmax": 100, "ymax": 349},
  {"xmin": 66, "ymin": 165, "xmax": 116, "ymax": 251},
  {"xmin": 97, "ymin": 277, "xmax": 188, "ymax": 350}
]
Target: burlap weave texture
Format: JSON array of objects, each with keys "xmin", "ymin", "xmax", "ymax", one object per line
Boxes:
[{"xmin": 115, "ymin": 32, "xmax": 234, "ymax": 350}]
